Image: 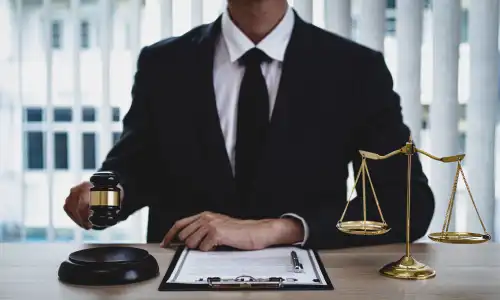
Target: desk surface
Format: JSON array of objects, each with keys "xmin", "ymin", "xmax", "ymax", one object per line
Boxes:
[{"xmin": 1, "ymin": 242, "xmax": 499, "ymax": 300}]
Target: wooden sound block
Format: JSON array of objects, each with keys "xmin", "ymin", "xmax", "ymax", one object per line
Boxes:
[{"xmin": 58, "ymin": 246, "xmax": 159, "ymax": 286}]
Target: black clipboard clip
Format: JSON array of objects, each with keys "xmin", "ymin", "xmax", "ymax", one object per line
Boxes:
[{"xmin": 206, "ymin": 275, "xmax": 290, "ymax": 289}]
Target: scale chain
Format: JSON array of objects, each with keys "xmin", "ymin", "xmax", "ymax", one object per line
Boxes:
[
  {"xmin": 441, "ymin": 163, "xmax": 461, "ymax": 234},
  {"xmin": 458, "ymin": 162, "xmax": 489, "ymax": 234},
  {"xmin": 364, "ymin": 162, "xmax": 386, "ymax": 224},
  {"xmin": 362, "ymin": 159, "xmax": 366, "ymax": 226},
  {"xmin": 339, "ymin": 158, "xmax": 365, "ymax": 223}
]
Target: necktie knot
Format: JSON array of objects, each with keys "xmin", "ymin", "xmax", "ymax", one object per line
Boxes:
[{"xmin": 238, "ymin": 48, "xmax": 272, "ymax": 67}]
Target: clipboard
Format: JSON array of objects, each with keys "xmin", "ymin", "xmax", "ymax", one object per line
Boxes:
[{"xmin": 158, "ymin": 245, "xmax": 334, "ymax": 291}]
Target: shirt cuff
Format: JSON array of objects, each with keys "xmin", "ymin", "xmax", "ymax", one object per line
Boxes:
[{"xmin": 280, "ymin": 213, "xmax": 309, "ymax": 246}]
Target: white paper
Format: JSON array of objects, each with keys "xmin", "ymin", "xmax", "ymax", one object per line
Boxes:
[{"xmin": 166, "ymin": 246, "xmax": 328, "ymax": 285}]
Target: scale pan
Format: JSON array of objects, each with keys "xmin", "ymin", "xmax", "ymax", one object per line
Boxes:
[
  {"xmin": 428, "ymin": 232, "xmax": 491, "ymax": 244},
  {"xmin": 337, "ymin": 221, "xmax": 390, "ymax": 235}
]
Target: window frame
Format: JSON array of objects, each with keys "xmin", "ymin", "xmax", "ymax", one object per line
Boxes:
[
  {"xmin": 54, "ymin": 131, "xmax": 69, "ymax": 170},
  {"xmin": 80, "ymin": 19, "xmax": 90, "ymax": 49},
  {"xmin": 50, "ymin": 19, "xmax": 63, "ymax": 49},
  {"xmin": 25, "ymin": 130, "xmax": 45, "ymax": 170}
]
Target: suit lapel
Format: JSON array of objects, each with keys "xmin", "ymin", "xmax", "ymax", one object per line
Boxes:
[
  {"xmin": 254, "ymin": 13, "xmax": 315, "ymax": 192},
  {"xmin": 192, "ymin": 17, "xmax": 237, "ymax": 200}
]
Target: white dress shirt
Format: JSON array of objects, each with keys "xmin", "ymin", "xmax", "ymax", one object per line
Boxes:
[{"xmin": 213, "ymin": 6, "xmax": 309, "ymax": 245}]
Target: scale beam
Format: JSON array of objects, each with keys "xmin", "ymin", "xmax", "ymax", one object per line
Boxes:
[{"xmin": 416, "ymin": 148, "xmax": 465, "ymax": 163}]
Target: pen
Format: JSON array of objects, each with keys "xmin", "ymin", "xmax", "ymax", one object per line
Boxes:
[{"xmin": 291, "ymin": 250, "xmax": 303, "ymax": 273}]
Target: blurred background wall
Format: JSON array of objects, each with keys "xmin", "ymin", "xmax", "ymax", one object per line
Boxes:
[{"xmin": 0, "ymin": 0, "xmax": 498, "ymax": 244}]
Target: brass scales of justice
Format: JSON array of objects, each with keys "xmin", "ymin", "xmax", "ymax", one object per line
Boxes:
[{"xmin": 336, "ymin": 136, "xmax": 491, "ymax": 280}]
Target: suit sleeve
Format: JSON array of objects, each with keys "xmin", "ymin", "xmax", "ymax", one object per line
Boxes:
[
  {"xmin": 98, "ymin": 46, "xmax": 162, "ymax": 222},
  {"xmin": 302, "ymin": 52, "xmax": 435, "ymax": 249}
]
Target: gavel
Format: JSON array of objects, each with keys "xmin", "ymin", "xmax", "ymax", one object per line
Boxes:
[{"xmin": 88, "ymin": 171, "xmax": 121, "ymax": 228}]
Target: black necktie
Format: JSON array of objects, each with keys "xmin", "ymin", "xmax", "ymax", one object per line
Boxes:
[{"xmin": 235, "ymin": 48, "xmax": 272, "ymax": 200}]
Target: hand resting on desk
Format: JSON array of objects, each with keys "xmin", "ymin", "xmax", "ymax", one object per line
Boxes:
[{"xmin": 160, "ymin": 211, "xmax": 304, "ymax": 251}]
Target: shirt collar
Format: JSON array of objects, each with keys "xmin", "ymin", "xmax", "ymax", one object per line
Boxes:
[{"xmin": 221, "ymin": 5, "xmax": 295, "ymax": 63}]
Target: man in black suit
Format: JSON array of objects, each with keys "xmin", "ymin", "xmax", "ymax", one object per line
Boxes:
[{"xmin": 64, "ymin": 0, "xmax": 435, "ymax": 250}]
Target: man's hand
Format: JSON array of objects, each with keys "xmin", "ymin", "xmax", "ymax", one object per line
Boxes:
[
  {"xmin": 63, "ymin": 181, "xmax": 93, "ymax": 229},
  {"xmin": 160, "ymin": 211, "xmax": 304, "ymax": 251}
]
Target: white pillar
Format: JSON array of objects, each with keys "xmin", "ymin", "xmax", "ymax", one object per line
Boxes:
[
  {"xmin": 43, "ymin": 0, "xmax": 55, "ymax": 242},
  {"xmin": 467, "ymin": 0, "xmax": 499, "ymax": 239},
  {"xmin": 70, "ymin": 0, "xmax": 81, "ymax": 174},
  {"xmin": 428, "ymin": 0, "xmax": 461, "ymax": 234},
  {"xmin": 160, "ymin": 0, "xmax": 173, "ymax": 38},
  {"xmin": 396, "ymin": 0, "xmax": 424, "ymax": 146},
  {"xmin": 99, "ymin": 0, "xmax": 112, "ymax": 163},
  {"xmin": 357, "ymin": 0, "xmax": 385, "ymax": 52},
  {"xmin": 130, "ymin": 0, "xmax": 142, "ymax": 73},
  {"xmin": 0, "ymin": 0, "xmax": 16, "ymax": 242},
  {"xmin": 191, "ymin": 0, "xmax": 203, "ymax": 27},
  {"xmin": 14, "ymin": 0, "xmax": 25, "ymax": 242},
  {"xmin": 70, "ymin": 0, "xmax": 83, "ymax": 242},
  {"xmin": 0, "ymin": 0, "xmax": 10, "ymax": 173},
  {"xmin": 324, "ymin": 0, "xmax": 351, "ymax": 38},
  {"xmin": 293, "ymin": 0, "xmax": 313, "ymax": 23},
  {"xmin": 0, "ymin": 0, "xmax": 13, "ymax": 60}
]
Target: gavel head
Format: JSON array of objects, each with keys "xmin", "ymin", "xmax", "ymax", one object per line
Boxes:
[{"xmin": 88, "ymin": 171, "xmax": 121, "ymax": 228}]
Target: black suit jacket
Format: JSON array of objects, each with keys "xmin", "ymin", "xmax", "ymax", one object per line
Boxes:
[{"xmin": 100, "ymin": 13, "xmax": 435, "ymax": 249}]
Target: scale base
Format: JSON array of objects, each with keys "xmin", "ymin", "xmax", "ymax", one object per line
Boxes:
[{"xmin": 379, "ymin": 255, "xmax": 436, "ymax": 280}]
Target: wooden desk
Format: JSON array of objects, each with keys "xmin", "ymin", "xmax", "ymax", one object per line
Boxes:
[{"xmin": 1, "ymin": 242, "xmax": 499, "ymax": 299}]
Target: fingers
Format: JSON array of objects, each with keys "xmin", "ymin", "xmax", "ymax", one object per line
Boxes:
[
  {"xmin": 161, "ymin": 211, "xmax": 226, "ymax": 248},
  {"xmin": 64, "ymin": 189, "xmax": 82, "ymax": 227},
  {"xmin": 199, "ymin": 230, "xmax": 220, "ymax": 252},
  {"xmin": 177, "ymin": 218, "xmax": 203, "ymax": 241},
  {"xmin": 63, "ymin": 182, "xmax": 92, "ymax": 229},
  {"xmin": 63, "ymin": 195, "xmax": 80, "ymax": 227},
  {"xmin": 77, "ymin": 192, "xmax": 91, "ymax": 229},
  {"xmin": 160, "ymin": 213, "xmax": 203, "ymax": 247},
  {"xmin": 184, "ymin": 225, "xmax": 209, "ymax": 249}
]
